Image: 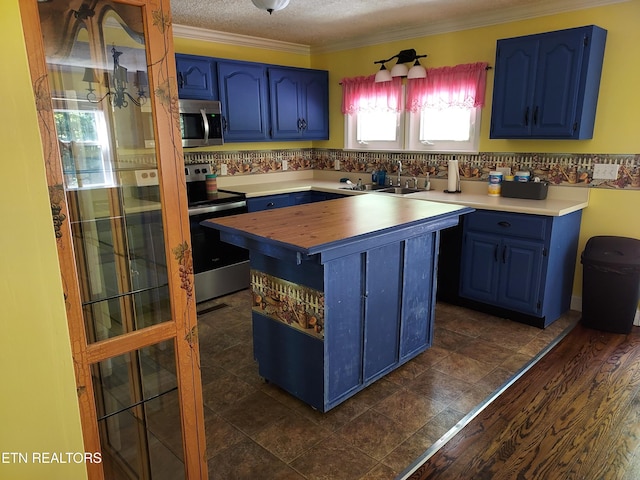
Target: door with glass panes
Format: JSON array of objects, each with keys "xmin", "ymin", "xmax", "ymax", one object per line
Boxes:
[{"xmin": 19, "ymin": 0, "xmax": 207, "ymax": 478}]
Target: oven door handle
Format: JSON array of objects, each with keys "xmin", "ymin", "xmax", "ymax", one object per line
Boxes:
[{"xmin": 188, "ymin": 201, "xmax": 247, "ymax": 216}]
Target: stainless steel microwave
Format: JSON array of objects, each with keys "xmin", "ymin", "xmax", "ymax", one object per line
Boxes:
[{"xmin": 178, "ymin": 99, "xmax": 224, "ymax": 148}]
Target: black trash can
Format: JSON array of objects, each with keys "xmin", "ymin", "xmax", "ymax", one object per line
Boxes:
[{"xmin": 581, "ymin": 236, "xmax": 640, "ymax": 334}]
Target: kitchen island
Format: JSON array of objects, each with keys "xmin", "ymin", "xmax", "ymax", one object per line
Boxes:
[{"xmin": 202, "ymin": 194, "xmax": 472, "ymax": 412}]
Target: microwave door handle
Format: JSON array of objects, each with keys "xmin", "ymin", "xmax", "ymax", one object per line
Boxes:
[{"xmin": 200, "ymin": 108, "xmax": 210, "ymax": 144}]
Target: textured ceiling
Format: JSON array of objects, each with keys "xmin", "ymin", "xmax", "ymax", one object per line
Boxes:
[{"xmin": 170, "ymin": 0, "xmax": 623, "ymax": 50}]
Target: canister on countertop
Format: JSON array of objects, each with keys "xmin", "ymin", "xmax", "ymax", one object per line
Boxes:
[
  {"xmin": 488, "ymin": 171, "xmax": 503, "ymax": 196},
  {"xmin": 206, "ymin": 173, "xmax": 218, "ymax": 197},
  {"xmin": 515, "ymin": 171, "xmax": 531, "ymax": 182}
]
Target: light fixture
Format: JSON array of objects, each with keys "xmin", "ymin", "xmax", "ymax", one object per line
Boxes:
[
  {"xmin": 251, "ymin": 0, "xmax": 290, "ymax": 14},
  {"xmin": 374, "ymin": 63, "xmax": 392, "ymax": 83},
  {"xmin": 373, "ymin": 49, "xmax": 428, "ymax": 82},
  {"xmin": 85, "ymin": 46, "xmax": 147, "ymax": 108},
  {"xmin": 407, "ymin": 57, "xmax": 428, "ymax": 79}
]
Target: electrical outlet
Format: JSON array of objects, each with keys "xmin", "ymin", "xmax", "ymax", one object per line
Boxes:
[
  {"xmin": 220, "ymin": 164, "xmax": 228, "ymax": 176},
  {"xmin": 592, "ymin": 164, "xmax": 619, "ymax": 180},
  {"xmin": 282, "ymin": 160, "xmax": 288, "ymax": 171},
  {"xmin": 134, "ymin": 169, "xmax": 158, "ymax": 186},
  {"xmin": 334, "ymin": 159, "xmax": 340, "ymax": 170}
]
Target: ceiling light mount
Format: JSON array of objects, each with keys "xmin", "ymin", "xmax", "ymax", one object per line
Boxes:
[
  {"xmin": 251, "ymin": 0, "xmax": 290, "ymax": 14},
  {"xmin": 374, "ymin": 49, "xmax": 428, "ymax": 82}
]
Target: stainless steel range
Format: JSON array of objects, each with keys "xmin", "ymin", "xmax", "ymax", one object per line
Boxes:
[{"xmin": 185, "ymin": 163, "xmax": 249, "ymax": 303}]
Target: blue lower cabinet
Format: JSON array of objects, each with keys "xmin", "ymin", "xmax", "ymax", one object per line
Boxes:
[
  {"xmin": 460, "ymin": 209, "xmax": 581, "ymax": 327},
  {"xmin": 249, "ymin": 231, "xmax": 438, "ymax": 412}
]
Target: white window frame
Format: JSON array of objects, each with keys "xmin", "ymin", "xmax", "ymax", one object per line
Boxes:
[
  {"xmin": 405, "ymin": 106, "xmax": 481, "ymax": 153},
  {"xmin": 344, "ymin": 109, "xmax": 404, "ymax": 151},
  {"xmin": 344, "ymin": 87, "xmax": 482, "ymax": 154}
]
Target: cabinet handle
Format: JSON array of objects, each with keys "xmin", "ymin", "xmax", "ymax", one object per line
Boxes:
[
  {"xmin": 178, "ymin": 72, "xmax": 184, "ymax": 89},
  {"xmin": 524, "ymin": 106, "xmax": 529, "ymax": 126},
  {"xmin": 267, "ymin": 202, "xmax": 275, "ymax": 207},
  {"xmin": 222, "ymin": 116, "xmax": 228, "ymax": 132},
  {"xmin": 502, "ymin": 245, "xmax": 508, "ymax": 263},
  {"xmin": 301, "ymin": 118, "xmax": 307, "ymax": 131},
  {"xmin": 297, "ymin": 118, "xmax": 303, "ymax": 132},
  {"xmin": 497, "ymin": 221, "xmax": 511, "ymax": 228},
  {"xmin": 533, "ymin": 106, "xmax": 539, "ymax": 125}
]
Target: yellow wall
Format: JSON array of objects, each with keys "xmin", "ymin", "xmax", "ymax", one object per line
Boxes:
[{"xmin": 0, "ymin": 2, "xmax": 87, "ymax": 479}]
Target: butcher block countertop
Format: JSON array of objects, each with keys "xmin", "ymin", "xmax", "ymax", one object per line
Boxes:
[{"xmin": 203, "ymin": 194, "xmax": 471, "ymax": 255}]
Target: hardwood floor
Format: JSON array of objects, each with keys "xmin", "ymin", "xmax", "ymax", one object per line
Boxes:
[{"xmin": 403, "ymin": 323, "xmax": 640, "ymax": 480}]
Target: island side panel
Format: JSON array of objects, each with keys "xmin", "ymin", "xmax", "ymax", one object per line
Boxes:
[
  {"xmin": 250, "ymin": 252, "xmax": 327, "ymax": 411},
  {"xmin": 324, "ymin": 253, "xmax": 366, "ymax": 407},
  {"xmin": 400, "ymin": 233, "xmax": 437, "ymax": 359},
  {"xmin": 362, "ymin": 242, "xmax": 403, "ymax": 382}
]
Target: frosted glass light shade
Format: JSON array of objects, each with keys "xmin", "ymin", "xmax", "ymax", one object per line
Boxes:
[
  {"xmin": 390, "ymin": 63, "xmax": 409, "ymax": 78},
  {"xmin": 407, "ymin": 64, "xmax": 427, "ymax": 79},
  {"xmin": 251, "ymin": 0, "xmax": 290, "ymax": 14},
  {"xmin": 375, "ymin": 66, "xmax": 392, "ymax": 83}
]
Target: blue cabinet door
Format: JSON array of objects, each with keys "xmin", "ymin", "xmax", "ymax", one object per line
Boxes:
[
  {"xmin": 269, "ymin": 67, "xmax": 329, "ymax": 140},
  {"xmin": 175, "ymin": 54, "xmax": 216, "ymax": 100},
  {"xmin": 490, "ymin": 25, "xmax": 606, "ymax": 139},
  {"xmin": 489, "ymin": 38, "xmax": 539, "ymax": 138},
  {"xmin": 269, "ymin": 69, "xmax": 302, "ymax": 139},
  {"xmin": 218, "ymin": 60, "xmax": 269, "ymax": 142},
  {"xmin": 498, "ymin": 237, "xmax": 544, "ymax": 314},
  {"xmin": 532, "ymin": 30, "xmax": 586, "ymax": 138},
  {"xmin": 460, "ymin": 231, "xmax": 501, "ymax": 304},
  {"xmin": 300, "ymin": 70, "xmax": 329, "ymax": 139}
]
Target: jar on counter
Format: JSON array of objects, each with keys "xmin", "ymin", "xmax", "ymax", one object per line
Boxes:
[
  {"xmin": 206, "ymin": 174, "xmax": 218, "ymax": 197},
  {"xmin": 488, "ymin": 171, "xmax": 503, "ymax": 196}
]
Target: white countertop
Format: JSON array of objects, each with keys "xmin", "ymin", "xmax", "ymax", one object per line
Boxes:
[{"xmin": 216, "ymin": 170, "xmax": 589, "ymax": 217}]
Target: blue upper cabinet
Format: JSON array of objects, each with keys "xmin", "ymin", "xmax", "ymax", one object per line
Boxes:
[
  {"xmin": 268, "ymin": 67, "xmax": 329, "ymax": 140},
  {"xmin": 175, "ymin": 54, "xmax": 217, "ymax": 101},
  {"xmin": 217, "ymin": 60, "xmax": 270, "ymax": 142},
  {"xmin": 490, "ymin": 25, "xmax": 607, "ymax": 139}
]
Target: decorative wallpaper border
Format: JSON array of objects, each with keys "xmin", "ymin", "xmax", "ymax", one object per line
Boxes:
[
  {"xmin": 184, "ymin": 149, "xmax": 640, "ymax": 189},
  {"xmin": 250, "ymin": 269, "xmax": 325, "ymax": 339}
]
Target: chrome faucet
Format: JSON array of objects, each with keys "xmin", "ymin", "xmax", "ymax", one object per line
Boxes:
[{"xmin": 397, "ymin": 160, "xmax": 402, "ymax": 186}]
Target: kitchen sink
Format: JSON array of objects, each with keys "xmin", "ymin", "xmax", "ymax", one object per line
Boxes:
[{"xmin": 377, "ymin": 187, "xmax": 423, "ymax": 195}]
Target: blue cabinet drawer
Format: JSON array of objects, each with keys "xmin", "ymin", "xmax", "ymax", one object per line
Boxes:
[
  {"xmin": 465, "ymin": 210, "xmax": 548, "ymax": 241},
  {"xmin": 247, "ymin": 194, "xmax": 292, "ymax": 212}
]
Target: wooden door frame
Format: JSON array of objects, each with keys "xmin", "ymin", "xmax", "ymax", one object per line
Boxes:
[{"xmin": 18, "ymin": 1, "xmax": 207, "ymax": 478}]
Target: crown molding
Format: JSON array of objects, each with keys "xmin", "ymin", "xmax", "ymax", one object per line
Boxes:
[{"xmin": 172, "ymin": 24, "xmax": 310, "ymax": 55}]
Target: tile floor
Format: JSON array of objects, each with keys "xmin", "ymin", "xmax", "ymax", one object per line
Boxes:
[{"xmin": 197, "ymin": 289, "xmax": 578, "ymax": 480}]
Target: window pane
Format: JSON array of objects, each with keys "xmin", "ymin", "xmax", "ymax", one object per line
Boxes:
[
  {"xmin": 420, "ymin": 107, "xmax": 472, "ymax": 141},
  {"xmin": 357, "ymin": 111, "xmax": 398, "ymax": 142},
  {"xmin": 45, "ymin": 4, "xmax": 168, "ymax": 344},
  {"xmin": 93, "ymin": 340, "xmax": 185, "ymax": 480}
]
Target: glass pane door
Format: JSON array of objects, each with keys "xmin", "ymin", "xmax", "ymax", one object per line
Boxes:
[{"xmin": 25, "ymin": 0, "xmax": 208, "ymax": 478}]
